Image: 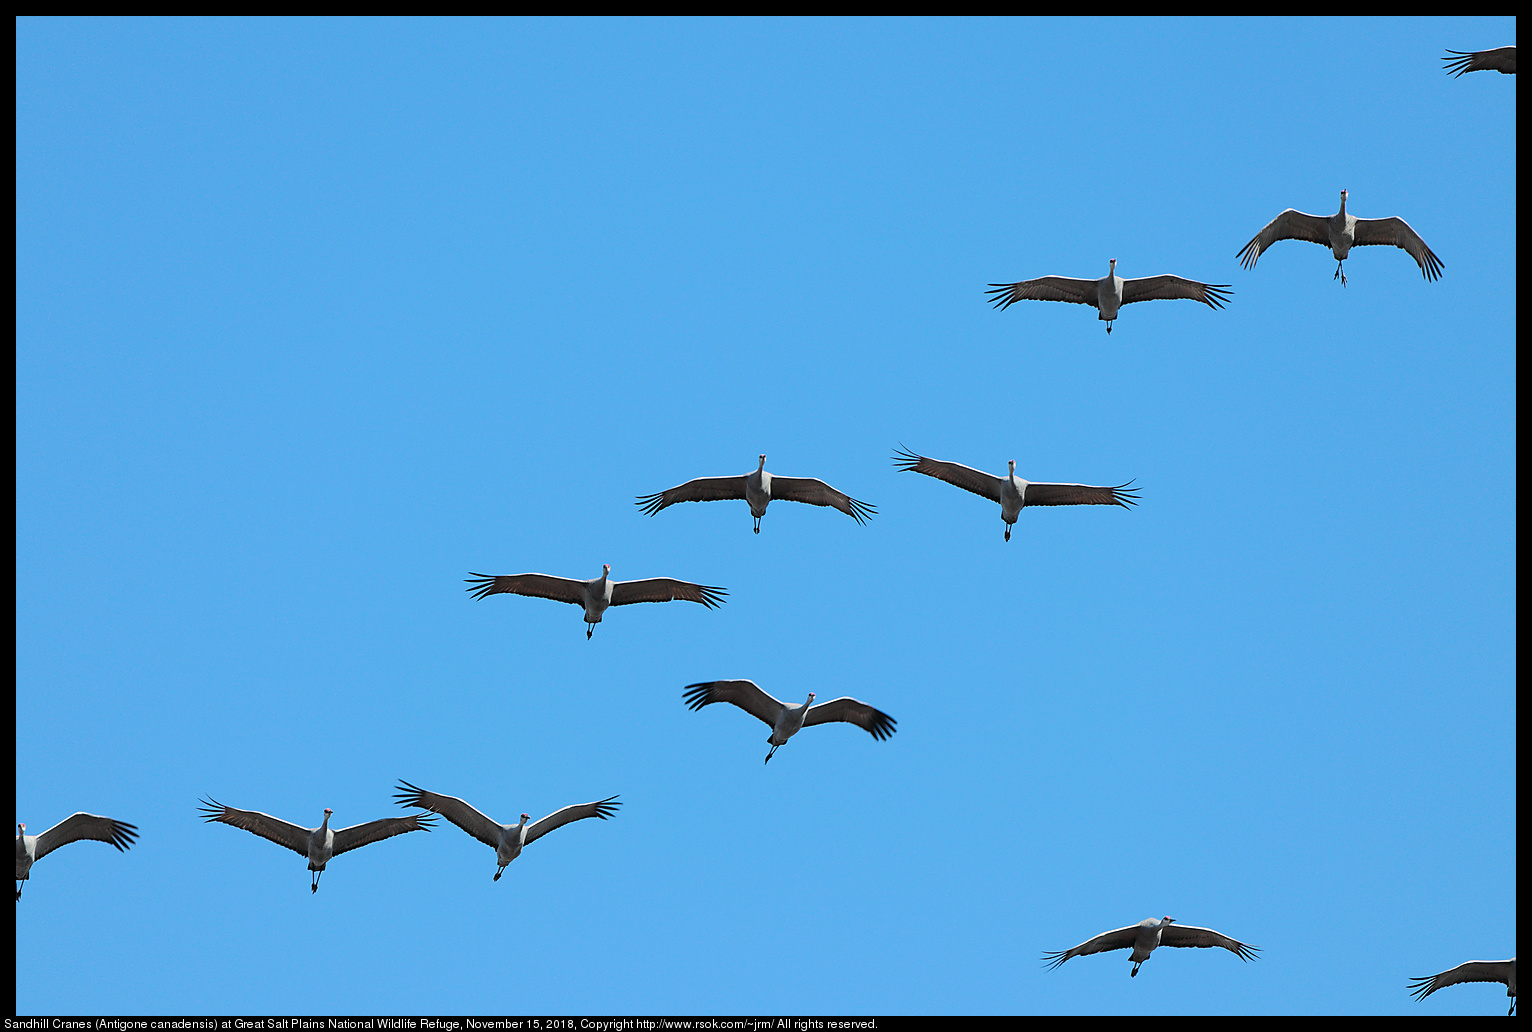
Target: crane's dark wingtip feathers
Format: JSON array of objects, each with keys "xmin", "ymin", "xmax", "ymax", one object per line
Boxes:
[
  {"xmin": 1041, "ymin": 950, "xmax": 1070, "ymax": 970},
  {"xmin": 634, "ymin": 493, "xmax": 666, "ymax": 516},
  {"xmin": 693, "ymin": 586, "xmax": 728, "ymax": 610},
  {"xmin": 1112, "ymin": 481, "xmax": 1141, "ymax": 508},
  {"xmin": 846, "ymin": 497, "xmax": 877, "ymax": 524},
  {"xmin": 681, "ymin": 682, "xmax": 717, "ymax": 710},
  {"xmin": 1442, "ymin": 51, "xmax": 1475, "ymax": 77},
  {"xmin": 1442, "ymin": 48, "xmax": 1516, "ymax": 77},
  {"xmin": 196, "ymin": 797, "xmax": 227, "ymax": 823},
  {"xmin": 1201, "ymin": 284, "xmax": 1234, "ymax": 310},
  {"xmin": 464, "ymin": 574, "xmax": 499, "ymax": 600},
  {"xmin": 392, "ymin": 780, "xmax": 428, "ymax": 808},
  {"xmin": 984, "ymin": 284, "xmax": 1021, "ymax": 310},
  {"xmin": 1406, "ymin": 975, "xmax": 1437, "ymax": 1001},
  {"xmin": 890, "ymin": 444, "xmax": 923, "ymax": 473}
]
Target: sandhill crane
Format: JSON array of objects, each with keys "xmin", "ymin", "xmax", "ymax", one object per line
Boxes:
[
  {"xmin": 683, "ymin": 680, "xmax": 896, "ymax": 764},
  {"xmin": 1410, "ymin": 958, "xmax": 1517, "ymax": 1015},
  {"xmin": 986, "ymin": 258, "xmax": 1231, "ymax": 333},
  {"xmin": 1443, "ymin": 46, "xmax": 1516, "ymax": 76},
  {"xmin": 198, "ymin": 797, "xmax": 435, "ymax": 892},
  {"xmin": 637, "ymin": 454, "xmax": 875, "ymax": 534},
  {"xmin": 393, "ymin": 782, "xmax": 620, "ymax": 880},
  {"xmin": 892, "ymin": 446, "xmax": 1138, "ymax": 541},
  {"xmin": 16, "ymin": 813, "xmax": 138, "ymax": 899},
  {"xmin": 1237, "ymin": 189, "xmax": 1443, "ymax": 287},
  {"xmin": 465, "ymin": 565, "xmax": 726, "ymax": 639},
  {"xmin": 1043, "ymin": 916, "xmax": 1260, "ymax": 978}
]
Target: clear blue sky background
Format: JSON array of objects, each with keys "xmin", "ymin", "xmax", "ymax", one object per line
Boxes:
[{"xmin": 17, "ymin": 16, "xmax": 1515, "ymax": 1016}]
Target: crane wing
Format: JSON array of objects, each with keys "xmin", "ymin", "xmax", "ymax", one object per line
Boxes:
[
  {"xmin": 767, "ymin": 476, "xmax": 876, "ymax": 524},
  {"xmin": 1237, "ymin": 209, "xmax": 1332, "ymax": 268},
  {"xmin": 524, "ymin": 796, "xmax": 622, "ymax": 846},
  {"xmin": 985, "ymin": 275, "xmax": 1100, "ymax": 310},
  {"xmin": 1042, "ymin": 925, "xmax": 1141, "ymax": 968},
  {"xmin": 1409, "ymin": 959, "xmax": 1517, "ymax": 1000},
  {"xmin": 1160, "ymin": 923, "xmax": 1261, "ymax": 961},
  {"xmin": 198, "ymin": 797, "xmax": 312, "ymax": 857},
  {"xmin": 393, "ymin": 781, "xmax": 502, "ymax": 849},
  {"xmin": 33, "ymin": 813, "xmax": 138, "ymax": 861},
  {"xmin": 465, "ymin": 572, "xmax": 587, "ymax": 604},
  {"xmin": 636, "ymin": 475, "xmax": 748, "ymax": 516},
  {"xmin": 331, "ymin": 813, "xmax": 436, "ymax": 857},
  {"xmin": 1024, "ymin": 481, "xmax": 1139, "ymax": 508},
  {"xmin": 802, "ymin": 697, "xmax": 897, "ymax": 740},
  {"xmin": 683, "ymin": 680, "xmax": 785, "ymax": 728},
  {"xmin": 1443, "ymin": 46, "xmax": 1516, "ymax": 76},
  {"xmin": 1350, "ymin": 216, "xmax": 1444, "ymax": 281},
  {"xmin": 891, "ymin": 446, "xmax": 1004, "ymax": 503},
  {"xmin": 1120, "ymin": 275, "xmax": 1231, "ymax": 309},
  {"xmin": 610, "ymin": 578, "xmax": 726, "ymax": 608}
]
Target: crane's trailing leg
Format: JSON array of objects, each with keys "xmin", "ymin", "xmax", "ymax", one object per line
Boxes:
[
  {"xmin": 765, "ymin": 743, "xmax": 780, "ymax": 764},
  {"xmin": 493, "ymin": 866, "xmax": 505, "ymax": 882},
  {"xmin": 1334, "ymin": 261, "xmax": 1347, "ymax": 287},
  {"xmin": 1005, "ymin": 523, "xmax": 1012, "ymax": 542},
  {"xmin": 753, "ymin": 517, "xmax": 761, "ymax": 534},
  {"xmin": 15, "ymin": 883, "xmax": 23, "ymax": 900},
  {"xmin": 1130, "ymin": 962, "xmax": 1140, "ymax": 977},
  {"xmin": 586, "ymin": 625, "xmax": 594, "ymax": 640}
]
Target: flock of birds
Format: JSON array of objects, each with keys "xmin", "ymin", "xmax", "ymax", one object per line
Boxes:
[{"xmin": 18, "ymin": 43, "xmax": 1516, "ymax": 1014}]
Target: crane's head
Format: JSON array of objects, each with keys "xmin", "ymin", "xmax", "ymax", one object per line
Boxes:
[
  {"xmin": 16, "ymin": 823, "xmax": 24, "ymax": 835},
  {"xmin": 602, "ymin": 564, "xmax": 611, "ymax": 576},
  {"xmin": 520, "ymin": 813, "xmax": 531, "ymax": 822},
  {"xmin": 759, "ymin": 454, "xmax": 767, "ymax": 464},
  {"xmin": 1162, "ymin": 916, "xmax": 1175, "ymax": 925},
  {"xmin": 1008, "ymin": 459, "xmax": 1016, "ymax": 473},
  {"xmin": 806, "ymin": 692, "xmax": 817, "ymax": 704},
  {"xmin": 323, "ymin": 808, "xmax": 333, "ymax": 817},
  {"xmin": 1340, "ymin": 189, "xmax": 1348, "ymax": 202}
]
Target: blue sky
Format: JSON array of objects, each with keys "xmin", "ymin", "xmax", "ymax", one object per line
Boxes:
[{"xmin": 17, "ymin": 17, "xmax": 1515, "ymax": 1016}]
